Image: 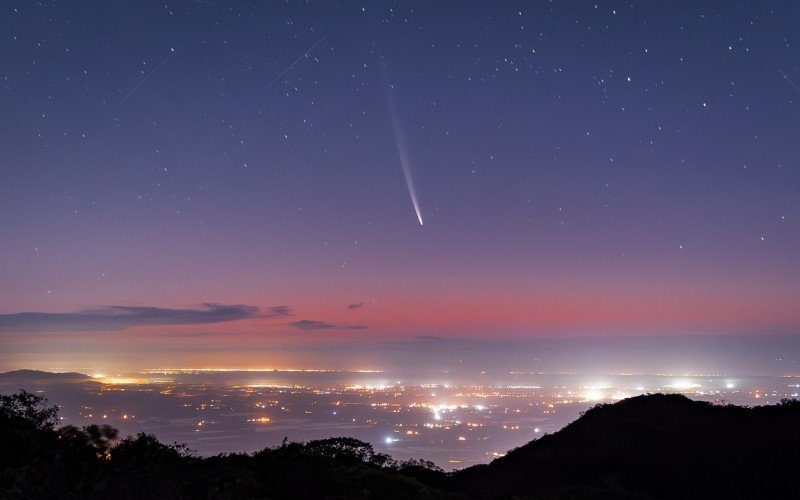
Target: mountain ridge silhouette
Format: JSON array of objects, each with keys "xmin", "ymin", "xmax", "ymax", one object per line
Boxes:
[{"xmin": 2, "ymin": 388, "xmax": 799, "ymax": 499}]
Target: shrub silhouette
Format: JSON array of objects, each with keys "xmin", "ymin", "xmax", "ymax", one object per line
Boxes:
[
  {"xmin": 0, "ymin": 390, "xmax": 59, "ymax": 430},
  {"xmin": 2, "ymin": 390, "xmax": 800, "ymax": 499}
]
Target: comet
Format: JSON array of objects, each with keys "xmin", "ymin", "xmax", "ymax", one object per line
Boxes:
[{"xmin": 384, "ymin": 69, "xmax": 424, "ymax": 226}]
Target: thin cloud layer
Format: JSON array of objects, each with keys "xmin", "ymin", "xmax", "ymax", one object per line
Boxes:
[
  {"xmin": 0, "ymin": 303, "xmax": 290, "ymax": 333},
  {"xmin": 262, "ymin": 306, "xmax": 293, "ymax": 318},
  {"xmin": 289, "ymin": 320, "xmax": 368, "ymax": 331},
  {"xmin": 347, "ymin": 302, "xmax": 365, "ymax": 310}
]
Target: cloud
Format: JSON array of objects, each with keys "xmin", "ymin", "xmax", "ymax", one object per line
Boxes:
[
  {"xmin": 347, "ymin": 302, "xmax": 365, "ymax": 310},
  {"xmin": 410, "ymin": 335, "xmax": 452, "ymax": 342},
  {"xmin": 289, "ymin": 320, "xmax": 368, "ymax": 331},
  {"xmin": 0, "ymin": 303, "xmax": 289, "ymax": 333},
  {"xmin": 263, "ymin": 306, "xmax": 293, "ymax": 318},
  {"xmin": 387, "ymin": 335, "xmax": 457, "ymax": 346}
]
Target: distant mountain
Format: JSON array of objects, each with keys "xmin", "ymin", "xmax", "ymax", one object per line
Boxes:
[
  {"xmin": 454, "ymin": 393, "xmax": 800, "ymax": 498},
  {"xmin": 2, "ymin": 390, "xmax": 799, "ymax": 498},
  {"xmin": 0, "ymin": 369, "xmax": 90, "ymax": 381}
]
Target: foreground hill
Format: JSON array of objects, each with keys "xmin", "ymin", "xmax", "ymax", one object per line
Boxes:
[
  {"xmin": 2, "ymin": 390, "xmax": 799, "ymax": 499},
  {"xmin": 455, "ymin": 393, "xmax": 800, "ymax": 498}
]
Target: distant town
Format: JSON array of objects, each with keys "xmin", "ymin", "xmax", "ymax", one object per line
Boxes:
[{"xmin": 3, "ymin": 368, "xmax": 796, "ymax": 468}]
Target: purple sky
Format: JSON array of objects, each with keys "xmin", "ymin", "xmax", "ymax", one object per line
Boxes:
[{"xmin": 1, "ymin": 1, "xmax": 799, "ymax": 372}]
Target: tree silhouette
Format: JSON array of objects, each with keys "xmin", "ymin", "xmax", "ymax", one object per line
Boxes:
[
  {"xmin": 2, "ymin": 390, "xmax": 800, "ymax": 499},
  {"xmin": 0, "ymin": 390, "xmax": 59, "ymax": 430}
]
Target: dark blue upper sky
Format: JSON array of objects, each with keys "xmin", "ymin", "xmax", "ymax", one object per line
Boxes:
[{"xmin": 1, "ymin": 1, "xmax": 799, "ymax": 371}]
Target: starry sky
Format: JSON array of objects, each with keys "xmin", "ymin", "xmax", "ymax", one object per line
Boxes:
[{"xmin": 1, "ymin": 1, "xmax": 799, "ymax": 372}]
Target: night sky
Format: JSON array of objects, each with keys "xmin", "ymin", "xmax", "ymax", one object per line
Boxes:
[{"xmin": 1, "ymin": 1, "xmax": 799, "ymax": 372}]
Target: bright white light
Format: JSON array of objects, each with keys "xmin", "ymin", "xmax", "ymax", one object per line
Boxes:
[
  {"xmin": 385, "ymin": 437, "xmax": 393, "ymax": 444},
  {"xmin": 725, "ymin": 381, "xmax": 735, "ymax": 389},
  {"xmin": 667, "ymin": 379, "xmax": 701, "ymax": 390},
  {"xmin": 584, "ymin": 389, "xmax": 604, "ymax": 401}
]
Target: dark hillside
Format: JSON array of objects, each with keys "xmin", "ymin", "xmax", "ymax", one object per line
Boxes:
[
  {"xmin": 3, "ymin": 390, "xmax": 800, "ymax": 499},
  {"xmin": 455, "ymin": 393, "xmax": 800, "ymax": 499},
  {"xmin": 0, "ymin": 370, "xmax": 90, "ymax": 382}
]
